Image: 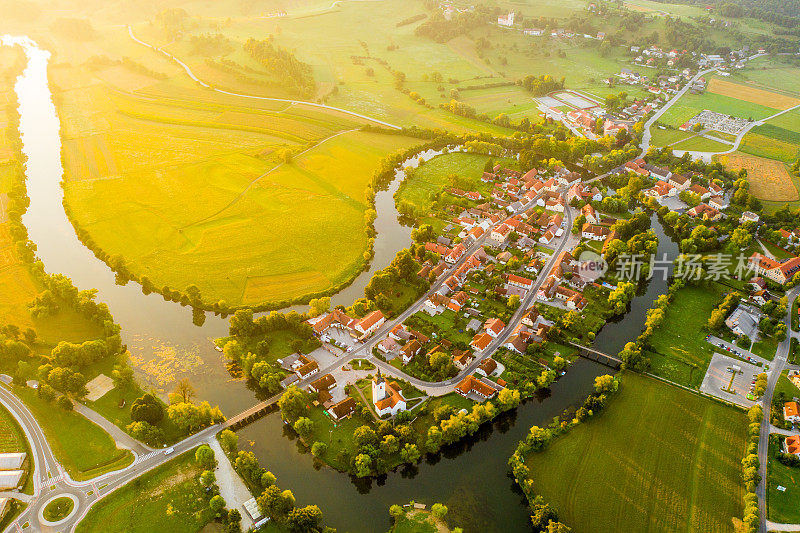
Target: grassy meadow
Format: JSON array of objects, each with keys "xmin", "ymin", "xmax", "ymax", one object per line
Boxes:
[
  {"xmin": 14, "ymin": 386, "xmax": 133, "ymax": 481},
  {"xmin": 525, "ymin": 373, "xmax": 748, "ymax": 533},
  {"xmin": 767, "ymin": 434, "xmax": 800, "ymax": 524},
  {"xmin": 644, "ymin": 283, "xmax": 727, "ymax": 388},
  {"xmin": 75, "ymin": 448, "xmax": 216, "ymax": 533}
]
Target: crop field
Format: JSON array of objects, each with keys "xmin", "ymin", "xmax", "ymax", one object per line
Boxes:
[
  {"xmin": 60, "ymin": 71, "xmax": 421, "ymax": 307},
  {"xmin": 525, "ymin": 373, "xmax": 748, "ymax": 533},
  {"xmin": 739, "ymin": 132, "xmax": 800, "ymax": 163},
  {"xmin": 733, "ymin": 56, "xmax": 800, "ymax": 97},
  {"xmin": 722, "ymin": 153, "xmax": 798, "ymax": 201},
  {"xmin": 0, "ymin": 403, "xmax": 26, "ymax": 453},
  {"xmin": 457, "ymin": 85, "xmax": 540, "ymax": 118},
  {"xmin": 707, "ymin": 77, "xmax": 800, "ymax": 110}
]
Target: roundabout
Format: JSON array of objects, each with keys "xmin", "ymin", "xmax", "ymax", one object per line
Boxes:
[{"xmin": 39, "ymin": 493, "xmax": 78, "ymax": 527}]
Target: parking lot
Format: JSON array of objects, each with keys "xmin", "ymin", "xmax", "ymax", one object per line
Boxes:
[{"xmin": 700, "ymin": 353, "xmax": 763, "ymax": 408}]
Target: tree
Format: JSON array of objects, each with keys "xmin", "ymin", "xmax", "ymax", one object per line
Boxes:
[
  {"xmin": 354, "ymin": 453, "xmax": 373, "ymax": 477},
  {"xmin": 431, "ymin": 503, "xmax": 448, "ymax": 519},
  {"xmin": 353, "ymin": 425, "xmax": 378, "ymax": 448},
  {"xmin": 111, "ymin": 364, "xmax": 134, "ymax": 388},
  {"xmin": 210, "ymin": 494, "xmax": 226, "ymax": 514},
  {"xmin": 293, "ymin": 417, "xmax": 314, "ymax": 439},
  {"xmin": 130, "ymin": 393, "xmax": 164, "ymax": 425},
  {"xmin": 400, "ymin": 443, "xmax": 420, "ymax": 463},
  {"xmin": 594, "ymin": 375, "xmax": 618, "ymax": 394},
  {"xmin": 174, "ymin": 378, "xmax": 196, "ymax": 404},
  {"xmin": 311, "ymin": 441, "xmax": 327, "ymax": 458},
  {"xmin": 56, "ymin": 395, "xmax": 73, "ymax": 411},
  {"xmin": 200, "ymin": 469, "xmax": 216, "ymax": 486},
  {"xmin": 195, "ymin": 444, "xmax": 216, "ymax": 469},
  {"xmin": 219, "ymin": 429, "xmax": 239, "ymax": 454},
  {"xmin": 287, "ymin": 505, "xmax": 323, "ymax": 532},
  {"xmin": 389, "ymin": 504, "xmax": 405, "ymax": 518},
  {"xmin": 278, "ymin": 387, "xmax": 308, "ymax": 423},
  {"xmin": 261, "ymin": 470, "xmax": 277, "ymax": 487}
]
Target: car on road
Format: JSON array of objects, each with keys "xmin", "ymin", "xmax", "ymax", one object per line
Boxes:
[{"xmin": 164, "ymin": 447, "xmax": 175, "ymax": 455}]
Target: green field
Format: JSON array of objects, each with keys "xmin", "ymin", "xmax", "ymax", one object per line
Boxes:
[
  {"xmin": 659, "ymin": 91, "xmax": 780, "ymax": 129},
  {"xmin": 767, "ymin": 434, "xmax": 800, "ymax": 524},
  {"xmin": 644, "ymin": 284, "xmax": 727, "ymax": 388},
  {"xmin": 671, "ymin": 135, "xmax": 732, "ymax": 153},
  {"xmin": 14, "ymin": 386, "xmax": 133, "ymax": 481},
  {"xmin": 525, "ymin": 373, "xmax": 748, "ymax": 533},
  {"xmin": 75, "ymin": 448, "xmax": 215, "ymax": 533},
  {"xmin": 739, "ymin": 132, "xmax": 800, "ymax": 163},
  {"xmin": 396, "ymin": 152, "xmax": 505, "ymax": 213},
  {"xmin": 0, "ymin": 402, "xmax": 27, "ymax": 454}
]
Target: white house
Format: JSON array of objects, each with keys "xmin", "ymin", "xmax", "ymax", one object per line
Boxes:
[{"xmin": 372, "ymin": 370, "xmax": 407, "ymax": 417}]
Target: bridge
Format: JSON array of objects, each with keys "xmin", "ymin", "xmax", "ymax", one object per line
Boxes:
[
  {"xmin": 222, "ymin": 393, "xmax": 282, "ymax": 431},
  {"xmin": 570, "ymin": 342, "xmax": 623, "ymax": 370}
]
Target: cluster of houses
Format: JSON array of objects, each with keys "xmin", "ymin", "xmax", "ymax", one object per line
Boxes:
[
  {"xmin": 496, "ymin": 10, "xmax": 607, "ymax": 41},
  {"xmin": 562, "ymin": 108, "xmax": 632, "ymax": 139},
  {"xmin": 306, "ymin": 309, "xmax": 386, "ymax": 343},
  {"xmin": 536, "ymin": 250, "xmax": 593, "ymax": 312},
  {"xmin": 630, "ymin": 46, "xmax": 691, "ymax": 69},
  {"xmin": 623, "ymin": 159, "xmax": 728, "ymax": 215},
  {"xmin": 748, "ymin": 254, "xmax": 800, "ymax": 286}
]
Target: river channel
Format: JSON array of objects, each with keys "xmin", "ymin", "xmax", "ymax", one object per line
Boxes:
[{"xmin": 7, "ymin": 36, "xmax": 677, "ymax": 532}]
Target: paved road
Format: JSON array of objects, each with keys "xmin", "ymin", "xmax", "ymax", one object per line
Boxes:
[
  {"xmin": 127, "ymin": 26, "xmax": 401, "ymax": 130},
  {"xmin": 757, "ymin": 288, "xmax": 800, "ymax": 533},
  {"xmin": 0, "ymin": 382, "xmax": 228, "ymax": 533}
]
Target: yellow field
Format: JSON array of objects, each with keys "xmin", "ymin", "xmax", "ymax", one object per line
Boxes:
[
  {"xmin": 708, "ymin": 78, "xmax": 800, "ymax": 110},
  {"xmin": 722, "ymin": 153, "xmax": 798, "ymax": 201},
  {"xmin": 58, "ymin": 63, "xmax": 421, "ymax": 307}
]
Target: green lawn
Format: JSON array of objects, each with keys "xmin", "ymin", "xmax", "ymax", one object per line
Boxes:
[
  {"xmin": 767, "ymin": 434, "xmax": 800, "ymax": 524},
  {"xmin": 644, "ymin": 283, "xmax": 728, "ymax": 387},
  {"xmin": 14, "ymin": 386, "xmax": 133, "ymax": 481},
  {"xmin": 396, "ymin": 152, "xmax": 509, "ymax": 213},
  {"xmin": 389, "ymin": 511, "xmax": 442, "ymax": 533},
  {"xmin": 302, "ymin": 404, "xmax": 375, "ymax": 471},
  {"xmin": 774, "ymin": 371, "xmax": 800, "ymax": 401},
  {"xmin": 525, "ymin": 373, "xmax": 748, "ymax": 533},
  {"xmin": 671, "ymin": 135, "xmax": 732, "ymax": 153},
  {"xmin": 75, "ymin": 448, "xmax": 216, "ymax": 533},
  {"xmin": 752, "ymin": 335, "xmax": 779, "ymax": 362}
]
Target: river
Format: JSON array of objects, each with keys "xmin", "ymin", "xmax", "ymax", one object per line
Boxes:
[{"xmin": 7, "ymin": 36, "xmax": 671, "ymax": 533}]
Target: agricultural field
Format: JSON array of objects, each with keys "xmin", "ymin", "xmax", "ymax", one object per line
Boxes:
[
  {"xmin": 731, "ymin": 56, "xmax": 800, "ymax": 98},
  {"xmin": 707, "ymin": 77, "xmax": 800, "ymax": 111},
  {"xmin": 57, "ymin": 63, "xmax": 422, "ymax": 307},
  {"xmin": 720, "ymin": 153, "xmax": 798, "ymax": 202},
  {"xmin": 75, "ymin": 448, "xmax": 216, "ymax": 533},
  {"xmin": 658, "ymin": 89, "xmax": 780, "ymax": 129},
  {"xmin": 525, "ymin": 373, "xmax": 748, "ymax": 533}
]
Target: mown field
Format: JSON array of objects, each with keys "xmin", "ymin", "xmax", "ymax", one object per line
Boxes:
[
  {"xmin": 525, "ymin": 373, "xmax": 748, "ymax": 533},
  {"xmin": 644, "ymin": 284, "xmax": 726, "ymax": 388},
  {"xmin": 57, "ymin": 61, "xmax": 422, "ymax": 307},
  {"xmin": 659, "ymin": 89, "xmax": 780, "ymax": 129},
  {"xmin": 14, "ymin": 386, "xmax": 133, "ymax": 481},
  {"xmin": 767, "ymin": 434, "xmax": 800, "ymax": 524},
  {"xmin": 0, "ymin": 402, "xmax": 26, "ymax": 453},
  {"xmin": 75, "ymin": 448, "xmax": 216, "ymax": 533}
]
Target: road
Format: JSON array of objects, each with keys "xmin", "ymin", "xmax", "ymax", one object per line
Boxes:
[
  {"xmin": 127, "ymin": 26, "xmax": 401, "ymax": 130},
  {"xmin": 639, "ymin": 53, "xmax": 766, "ymax": 159},
  {"xmin": 0, "ymin": 382, "xmax": 228, "ymax": 533},
  {"xmin": 758, "ymin": 287, "xmax": 800, "ymax": 533}
]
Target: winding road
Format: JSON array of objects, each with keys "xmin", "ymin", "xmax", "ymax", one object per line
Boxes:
[
  {"xmin": 127, "ymin": 26, "xmax": 401, "ymax": 130},
  {"xmin": 0, "ymin": 383, "xmax": 230, "ymax": 533}
]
